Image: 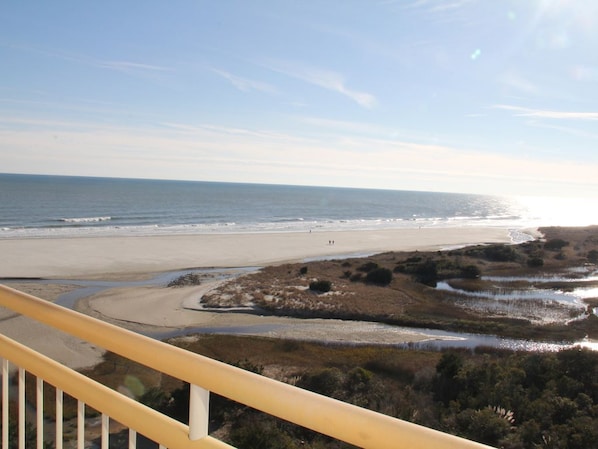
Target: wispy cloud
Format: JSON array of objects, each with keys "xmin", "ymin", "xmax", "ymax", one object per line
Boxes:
[
  {"xmin": 298, "ymin": 116, "xmax": 382, "ymax": 133},
  {"xmin": 263, "ymin": 60, "xmax": 377, "ymax": 108},
  {"xmin": 392, "ymin": 0, "xmax": 477, "ymax": 16},
  {"xmin": 494, "ymin": 104, "xmax": 598, "ymax": 120},
  {"xmin": 2, "ymin": 43, "xmax": 173, "ymax": 76},
  {"xmin": 2, "ymin": 115, "xmax": 598, "ymax": 196},
  {"xmin": 426, "ymin": 0, "xmax": 477, "ymax": 13},
  {"xmin": 524, "ymin": 120, "xmax": 598, "ymax": 141},
  {"xmin": 211, "ymin": 69, "xmax": 277, "ymax": 94},
  {"xmin": 498, "ymin": 71, "xmax": 540, "ymax": 96},
  {"xmin": 96, "ymin": 60, "xmax": 173, "ymax": 74}
]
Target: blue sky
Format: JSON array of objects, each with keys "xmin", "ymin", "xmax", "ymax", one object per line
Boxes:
[{"xmin": 1, "ymin": 0, "xmax": 597, "ymax": 197}]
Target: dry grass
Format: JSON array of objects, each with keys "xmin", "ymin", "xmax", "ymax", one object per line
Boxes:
[{"xmin": 200, "ymin": 226, "xmax": 598, "ymax": 339}]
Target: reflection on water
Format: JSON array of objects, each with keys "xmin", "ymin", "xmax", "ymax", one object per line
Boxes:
[
  {"xmin": 514, "ymin": 195, "xmax": 598, "ymax": 227},
  {"xmin": 437, "ymin": 267, "xmax": 598, "ymax": 324}
]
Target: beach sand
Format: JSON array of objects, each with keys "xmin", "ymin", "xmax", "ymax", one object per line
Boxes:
[
  {"xmin": 0, "ymin": 227, "xmax": 516, "ymax": 278},
  {"xmin": 0, "ymin": 227, "xmax": 520, "ymax": 369}
]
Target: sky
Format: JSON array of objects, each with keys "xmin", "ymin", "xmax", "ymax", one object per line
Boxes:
[{"xmin": 1, "ymin": 0, "xmax": 598, "ymax": 198}]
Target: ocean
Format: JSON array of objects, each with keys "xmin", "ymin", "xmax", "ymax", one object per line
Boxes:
[{"xmin": 1, "ymin": 173, "xmax": 595, "ymax": 240}]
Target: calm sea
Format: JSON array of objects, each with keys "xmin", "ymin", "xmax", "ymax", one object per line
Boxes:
[{"xmin": 0, "ymin": 173, "xmax": 595, "ymax": 240}]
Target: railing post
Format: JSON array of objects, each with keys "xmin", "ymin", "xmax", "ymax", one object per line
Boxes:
[{"xmin": 188, "ymin": 384, "xmax": 209, "ymax": 440}]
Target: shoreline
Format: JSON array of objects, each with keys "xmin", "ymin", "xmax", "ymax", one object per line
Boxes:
[
  {"xmin": 0, "ymin": 226, "xmax": 532, "ymax": 370},
  {"xmin": 0, "ymin": 226, "xmax": 523, "ymax": 279}
]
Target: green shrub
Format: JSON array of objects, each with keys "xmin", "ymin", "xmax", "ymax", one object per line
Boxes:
[
  {"xmin": 456, "ymin": 408, "xmax": 511, "ymax": 446},
  {"xmin": 299, "ymin": 266, "xmax": 308, "ymax": 275},
  {"xmin": 466, "ymin": 245, "xmax": 519, "ymax": 262},
  {"xmin": 365, "ymin": 267, "xmax": 393, "ymax": 286},
  {"xmin": 460, "ymin": 264, "xmax": 481, "ymax": 279},
  {"xmin": 346, "ymin": 367, "xmax": 373, "ymax": 393},
  {"xmin": 483, "ymin": 245, "xmax": 519, "ymax": 262},
  {"xmin": 357, "ymin": 261, "xmax": 379, "ymax": 272},
  {"xmin": 299, "ymin": 368, "xmax": 343, "ymax": 396},
  {"xmin": 393, "ymin": 265, "xmax": 405, "ymax": 273},
  {"xmin": 415, "ymin": 259, "xmax": 438, "ymax": 286},
  {"xmin": 527, "ymin": 257, "xmax": 544, "ymax": 267},
  {"xmin": 350, "ymin": 273, "xmax": 363, "ymax": 282},
  {"xmin": 233, "ymin": 358, "xmax": 264, "ymax": 374},
  {"xmin": 309, "ymin": 279, "xmax": 332, "ymax": 293},
  {"xmin": 545, "ymin": 238, "xmax": 569, "ymax": 251},
  {"xmin": 230, "ymin": 415, "xmax": 299, "ymax": 449}
]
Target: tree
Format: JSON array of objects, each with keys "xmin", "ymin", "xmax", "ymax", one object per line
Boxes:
[{"xmin": 433, "ymin": 352, "xmax": 463, "ymax": 404}]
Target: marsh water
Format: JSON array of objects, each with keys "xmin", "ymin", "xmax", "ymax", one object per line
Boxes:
[
  {"xmin": 436, "ymin": 266, "xmax": 598, "ymax": 325},
  {"xmin": 5, "ymin": 266, "xmax": 597, "ymax": 352}
]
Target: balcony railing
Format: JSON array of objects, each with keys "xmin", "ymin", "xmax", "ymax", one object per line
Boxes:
[{"xmin": 0, "ymin": 284, "xmax": 495, "ymax": 449}]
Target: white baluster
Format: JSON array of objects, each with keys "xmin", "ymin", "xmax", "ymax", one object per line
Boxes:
[
  {"xmin": 2, "ymin": 359, "xmax": 9, "ymax": 449},
  {"xmin": 129, "ymin": 428, "xmax": 136, "ymax": 449},
  {"xmin": 36, "ymin": 377, "xmax": 43, "ymax": 449},
  {"xmin": 101, "ymin": 413, "xmax": 109, "ymax": 449},
  {"xmin": 77, "ymin": 400, "xmax": 85, "ymax": 449},
  {"xmin": 188, "ymin": 384, "xmax": 209, "ymax": 440},
  {"xmin": 18, "ymin": 368, "xmax": 24, "ymax": 449},
  {"xmin": 56, "ymin": 388, "xmax": 63, "ymax": 449}
]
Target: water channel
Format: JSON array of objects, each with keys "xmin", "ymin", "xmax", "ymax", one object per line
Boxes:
[{"xmin": 4, "ymin": 267, "xmax": 598, "ymax": 353}]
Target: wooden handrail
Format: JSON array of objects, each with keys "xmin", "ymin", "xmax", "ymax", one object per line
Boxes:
[
  {"xmin": 0, "ymin": 333, "xmax": 232, "ymax": 449},
  {"xmin": 0, "ymin": 284, "xmax": 494, "ymax": 449}
]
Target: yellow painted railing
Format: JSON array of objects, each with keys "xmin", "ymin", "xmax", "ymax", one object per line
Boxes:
[{"xmin": 0, "ymin": 284, "xmax": 495, "ymax": 449}]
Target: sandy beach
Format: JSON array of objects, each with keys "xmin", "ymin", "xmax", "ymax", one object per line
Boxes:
[
  {"xmin": 0, "ymin": 227, "xmax": 523, "ymax": 370},
  {"xmin": 0, "ymin": 227, "xmax": 518, "ymax": 278}
]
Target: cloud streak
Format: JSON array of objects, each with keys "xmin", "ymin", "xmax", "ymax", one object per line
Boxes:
[
  {"xmin": 264, "ymin": 60, "xmax": 377, "ymax": 108},
  {"xmin": 494, "ymin": 105, "xmax": 598, "ymax": 121},
  {"xmin": 1, "ymin": 43, "xmax": 173, "ymax": 77},
  {"xmin": 96, "ymin": 60, "xmax": 173, "ymax": 74},
  {"xmin": 211, "ymin": 69, "xmax": 278, "ymax": 94}
]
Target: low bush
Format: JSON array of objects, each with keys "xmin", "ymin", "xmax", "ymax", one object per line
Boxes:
[
  {"xmin": 167, "ymin": 273, "xmax": 202, "ymax": 287},
  {"xmin": 545, "ymin": 238, "xmax": 569, "ymax": 251},
  {"xmin": 365, "ymin": 267, "xmax": 393, "ymax": 286},
  {"xmin": 350, "ymin": 273, "xmax": 363, "ymax": 282},
  {"xmin": 357, "ymin": 262, "xmax": 379, "ymax": 273},
  {"xmin": 460, "ymin": 264, "xmax": 481, "ymax": 279},
  {"xmin": 527, "ymin": 257, "xmax": 544, "ymax": 267},
  {"xmin": 309, "ymin": 279, "xmax": 332, "ymax": 293},
  {"xmin": 415, "ymin": 259, "xmax": 438, "ymax": 286}
]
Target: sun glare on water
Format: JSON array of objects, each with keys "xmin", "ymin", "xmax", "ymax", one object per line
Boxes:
[{"xmin": 514, "ymin": 195, "xmax": 598, "ymax": 227}]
